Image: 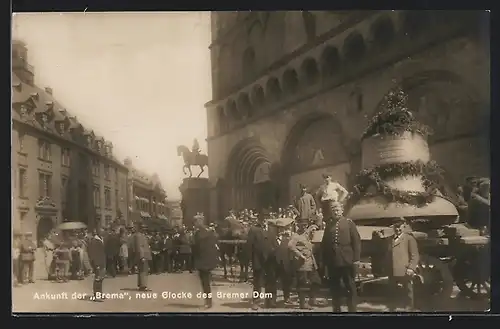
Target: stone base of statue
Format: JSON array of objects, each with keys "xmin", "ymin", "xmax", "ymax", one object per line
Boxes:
[{"xmin": 179, "ymin": 177, "xmax": 210, "ymax": 228}]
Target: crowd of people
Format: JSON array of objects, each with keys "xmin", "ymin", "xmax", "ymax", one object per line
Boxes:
[
  {"xmin": 12, "ymin": 224, "xmax": 199, "ymax": 287},
  {"xmin": 12, "ymin": 173, "xmax": 490, "ymax": 312}
]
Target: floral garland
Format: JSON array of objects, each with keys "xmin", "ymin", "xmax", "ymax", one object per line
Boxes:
[
  {"xmin": 362, "ymin": 88, "xmax": 433, "ymax": 140},
  {"xmin": 349, "ymin": 160, "xmax": 445, "ymax": 208}
]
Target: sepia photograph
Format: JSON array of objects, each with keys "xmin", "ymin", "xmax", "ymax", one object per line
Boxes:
[{"xmin": 11, "ymin": 10, "xmax": 490, "ymax": 314}]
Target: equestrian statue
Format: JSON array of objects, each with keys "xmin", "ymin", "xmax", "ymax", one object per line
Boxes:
[{"xmin": 177, "ymin": 139, "xmax": 209, "ymax": 178}]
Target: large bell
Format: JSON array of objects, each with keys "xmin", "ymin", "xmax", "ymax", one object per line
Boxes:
[{"xmin": 347, "ymin": 130, "xmax": 458, "ymax": 225}]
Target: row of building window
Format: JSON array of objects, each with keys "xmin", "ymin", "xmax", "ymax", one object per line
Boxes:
[
  {"xmin": 20, "ymin": 135, "xmax": 118, "ymax": 180},
  {"xmin": 135, "ymin": 199, "xmax": 166, "ymax": 214},
  {"xmin": 18, "ymin": 167, "xmax": 119, "ymax": 208},
  {"xmin": 92, "ymin": 186, "xmax": 113, "ymax": 208}
]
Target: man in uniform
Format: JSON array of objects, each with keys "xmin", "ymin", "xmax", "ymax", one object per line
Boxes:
[
  {"xmin": 270, "ymin": 217, "xmax": 295, "ymax": 306},
  {"xmin": 151, "ymin": 232, "xmax": 163, "ymax": 274},
  {"xmin": 88, "ymin": 227, "xmax": 106, "ymax": 302},
  {"xmin": 133, "ymin": 223, "xmax": 152, "ymax": 291},
  {"xmin": 288, "ymin": 222, "xmax": 322, "ymax": 309},
  {"xmin": 246, "ymin": 212, "xmax": 277, "ymax": 310},
  {"xmin": 192, "ymin": 214, "xmax": 219, "ymax": 309},
  {"xmin": 320, "ymin": 202, "xmax": 361, "ymax": 312},
  {"xmin": 19, "ymin": 232, "xmax": 36, "ymax": 284}
]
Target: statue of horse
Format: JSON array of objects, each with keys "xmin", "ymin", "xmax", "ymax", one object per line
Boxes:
[{"xmin": 177, "ymin": 145, "xmax": 208, "ymax": 178}]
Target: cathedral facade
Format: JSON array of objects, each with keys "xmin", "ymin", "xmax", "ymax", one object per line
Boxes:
[{"xmin": 205, "ymin": 11, "xmax": 490, "ymax": 220}]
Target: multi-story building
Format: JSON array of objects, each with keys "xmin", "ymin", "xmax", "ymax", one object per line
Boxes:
[
  {"xmin": 205, "ymin": 11, "xmax": 490, "ymax": 220},
  {"xmin": 11, "ymin": 40, "xmax": 129, "ymax": 246},
  {"xmin": 124, "ymin": 158, "xmax": 168, "ymax": 225}
]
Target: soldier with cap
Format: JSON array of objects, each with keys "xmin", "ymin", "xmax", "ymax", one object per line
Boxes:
[
  {"xmin": 246, "ymin": 212, "xmax": 276, "ymax": 310},
  {"xmin": 192, "ymin": 214, "xmax": 219, "ymax": 309},
  {"xmin": 288, "ymin": 222, "xmax": 322, "ymax": 309},
  {"xmin": 19, "ymin": 232, "xmax": 36, "ymax": 284},
  {"xmin": 320, "ymin": 202, "xmax": 361, "ymax": 312},
  {"xmin": 88, "ymin": 227, "xmax": 106, "ymax": 301},
  {"xmin": 133, "ymin": 223, "xmax": 152, "ymax": 291},
  {"xmin": 271, "ymin": 217, "xmax": 295, "ymax": 306}
]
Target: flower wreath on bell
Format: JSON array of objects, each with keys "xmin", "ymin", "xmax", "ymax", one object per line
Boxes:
[{"xmin": 349, "ymin": 88, "xmax": 447, "ymax": 208}]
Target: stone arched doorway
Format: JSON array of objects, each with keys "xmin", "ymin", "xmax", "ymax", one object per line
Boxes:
[
  {"xmin": 36, "ymin": 216, "xmax": 54, "ymax": 247},
  {"xmin": 225, "ymin": 138, "xmax": 276, "ymax": 212},
  {"xmin": 280, "ymin": 113, "xmax": 358, "ymax": 205}
]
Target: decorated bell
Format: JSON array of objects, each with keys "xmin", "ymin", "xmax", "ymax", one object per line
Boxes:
[{"xmin": 346, "ymin": 88, "xmax": 458, "ymax": 225}]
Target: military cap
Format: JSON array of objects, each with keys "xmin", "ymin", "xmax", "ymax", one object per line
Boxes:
[
  {"xmin": 322, "ymin": 173, "xmax": 332, "ymax": 179},
  {"xmin": 300, "ymin": 184, "xmax": 308, "ymax": 190}
]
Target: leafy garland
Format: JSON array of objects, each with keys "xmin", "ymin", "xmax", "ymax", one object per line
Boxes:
[
  {"xmin": 362, "ymin": 88, "xmax": 433, "ymax": 140},
  {"xmin": 348, "ymin": 160, "xmax": 445, "ymax": 208}
]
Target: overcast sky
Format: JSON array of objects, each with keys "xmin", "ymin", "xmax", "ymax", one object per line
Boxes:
[{"xmin": 13, "ymin": 12, "xmax": 211, "ymax": 200}]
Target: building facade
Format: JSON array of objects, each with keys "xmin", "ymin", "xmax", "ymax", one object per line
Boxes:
[
  {"xmin": 124, "ymin": 158, "xmax": 168, "ymax": 225},
  {"xmin": 205, "ymin": 11, "xmax": 490, "ymax": 220},
  {"xmin": 12, "ymin": 40, "xmax": 129, "ymax": 246}
]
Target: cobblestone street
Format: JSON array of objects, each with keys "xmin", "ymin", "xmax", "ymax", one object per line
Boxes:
[{"xmin": 13, "ymin": 268, "xmax": 489, "ymax": 313}]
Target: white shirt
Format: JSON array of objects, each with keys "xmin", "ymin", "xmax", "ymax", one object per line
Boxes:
[{"xmin": 319, "ymin": 181, "xmax": 348, "ymax": 202}]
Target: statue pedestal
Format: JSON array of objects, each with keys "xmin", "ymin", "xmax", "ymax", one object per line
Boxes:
[{"xmin": 179, "ymin": 177, "xmax": 210, "ymax": 228}]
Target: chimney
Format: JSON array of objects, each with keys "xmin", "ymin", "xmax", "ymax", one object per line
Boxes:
[{"xmin": 45, "ymin": 87, "xmax": 53, "ymax": 95}]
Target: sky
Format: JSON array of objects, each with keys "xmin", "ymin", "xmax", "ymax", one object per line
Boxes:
[{"xmin": 12, "ymin": 12, "xmax": 212, "ymax": 200}]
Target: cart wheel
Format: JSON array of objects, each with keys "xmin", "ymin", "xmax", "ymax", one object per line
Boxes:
[
  {"xmin": 454, "ymin": 250, "xmax": 490, "ymax": 300},
  {"xmin": 416, "ymin": 255, "xmax": 454, "ymax": 300}
]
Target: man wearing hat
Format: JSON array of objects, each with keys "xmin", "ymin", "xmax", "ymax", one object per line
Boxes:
[
  {"xmin": 320, "ymin": 202, "xmax": 361, "ymax": 312},
  {"xmin": 246, "ymin": 213, "xmax": 278, "ymax": 310},
  {"xmin": 289, "ymin": 222, "xmax": 322, "ymax": 309},
  {"xmin": 270, "ymin": 217, "xmax": 295, "ymax": 306},
  {"xmin": 296, "ymin": 184, "xmax": 317, "ymax": 225},
  {"xmin": 19, "ymin": 232, "xmax": 37, "ymax": 284},
  {"xmin": 380, "ymin": 217, "xmax": 420, "ymax": 311},
  {"xmin": 133, "ymin": 223, "xmax": 152, "ymax": 291},
  {"xmin": 317, "ymin": 174, "xmax": 349, "ymax": 222},
  {"xmin": 88, "ymin": 227, "xmax": 106, "ymax": 301},
  {"xmin": 192, "ymin": 214, "xmax": 219, "ymax": 309},
  {"xmin": 467, "ymin": 178, "xmax": 490, "ymax": 231}
]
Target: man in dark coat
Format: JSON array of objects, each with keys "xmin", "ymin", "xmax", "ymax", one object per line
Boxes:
[
  {"xmin": 378, "ymin": 217, "xmax": 420, "ymax": 311},
  {"xmin": 269, "ymin": 217, "xmax": 295, "ymax": 306},
  {"xmin": 321, "ymin": 202, "xmax": 361, "ymax": 312},
  {"xmin": 246, "ymin": 213, "xmax": 275, "ymax": 310},
  {"xmin": 192, "ymin": 215, "xmax": 219, "ymax": 309},
  {"xmin": 105, "ymin": 230, "xmax": 120, "ymax": 277},
  {"xmin": 88, "ymin": 227, "xmax": 106, "ymax": 302},
  {"xmin": 296, "ymin": 184, "xmax": 317, "ymax": 224},
  {"xmin": 467, "ymin": 179, "xmax": 490, "ymax": 231},
  {"xmin": 133, "ymin": 223, "xmax": 152, "ymax": 291}
]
